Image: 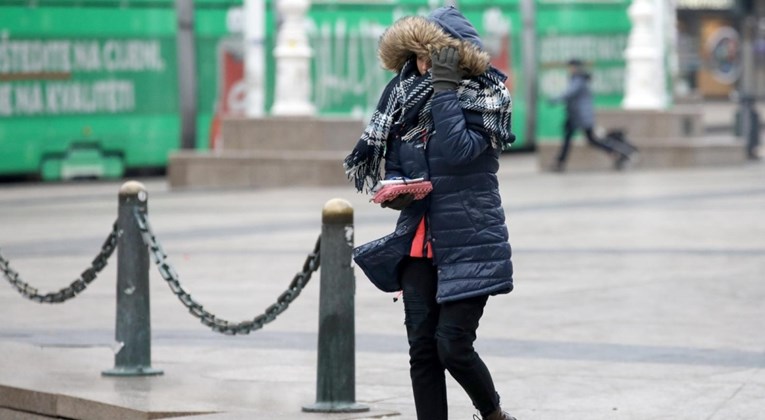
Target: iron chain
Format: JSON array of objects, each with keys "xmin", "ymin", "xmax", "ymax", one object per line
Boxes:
[
  {"xmin": 0, "ymin": 221, "xmax": 119, "ymax": 303},
  {"xmin": 133, "ymin": 209, "xmax": 321, "ymax": 335}
]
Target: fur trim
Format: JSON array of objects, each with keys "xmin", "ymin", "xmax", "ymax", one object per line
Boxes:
[{"xmin": 378, "ymin": 16, "xmax": 490, "ymax": 77}]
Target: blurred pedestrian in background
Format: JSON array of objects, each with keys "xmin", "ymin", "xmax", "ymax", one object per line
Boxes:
[
  {"xmin": 344, "ymin": 6, "xmax": 517, "ymax": 420},
  {"xmin": 549, "ymin": 58, "xmax": 637, "ymax": 172}
]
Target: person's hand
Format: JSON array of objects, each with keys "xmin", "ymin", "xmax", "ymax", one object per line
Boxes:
[
  {"xmin": 380, "ymin": 194, "xmax": 414, "ymax": 210},
  {"xmin": 430, "ymin": 47, "xmax": 462, "ymax": 93}
]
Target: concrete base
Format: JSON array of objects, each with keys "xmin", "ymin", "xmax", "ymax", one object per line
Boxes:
[
  {"xmin": 302, "ymin": 401, "xmax": 370, "ymax": 413},
  {"xmin": 168, "ymin": 117, "xmax": 363, "ymax": 190},
  {"xmin": 0, "ymin": 407, "xmax": 56, "ymax": 420},
  {"xmin": 168, "ymin": 150, "xmax": 349, "ymax": 190},
  {"xmin": 0, "ymin": 384, "xmax": 214, "ymax": 419},
  {"xmin": 221, "ymin": 117, "xmax": 363, "ymax": 152},
  {"xmin": 596, "ymin": 107, "xmax": 704, "ymax": 142},
  {"xmin": 101, "ymin": 366, "xmax": 164, "ymax": 377},
  {"xmin": 537, "ymin": 137, "xmax": 750, "ymax": 172}
]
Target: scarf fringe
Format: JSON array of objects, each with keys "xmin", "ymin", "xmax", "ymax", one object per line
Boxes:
[{"xmin": 344, "ymin": 151, "xmax": 380, "ymax": 193}]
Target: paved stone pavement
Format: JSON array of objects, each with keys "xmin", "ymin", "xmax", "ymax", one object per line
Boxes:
[{"xmin": 0, "ymin": 154, "xmax": 763, "ymax": 419}]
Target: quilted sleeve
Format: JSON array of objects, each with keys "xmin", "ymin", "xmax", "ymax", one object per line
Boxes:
[
  {"xmin": 384, "ymin": 136, "xmax": 405, "ymax": 179},
  {"xmin": 430, "ymin": 90, "xmax": 491, "ymax": 166}
]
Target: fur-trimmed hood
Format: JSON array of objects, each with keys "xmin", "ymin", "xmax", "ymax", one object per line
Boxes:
[{"xmin": 378, "ymin": 8, "xmax": 491, "ymax": 77}]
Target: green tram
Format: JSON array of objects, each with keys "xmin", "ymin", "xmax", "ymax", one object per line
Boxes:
[
  {"xmin": 0, "ymin": 0, "xmax": 630, "ymax": 181},
  {"xmin": 0, "ymin": 0, "xmax": 243, "ymax": 180}
]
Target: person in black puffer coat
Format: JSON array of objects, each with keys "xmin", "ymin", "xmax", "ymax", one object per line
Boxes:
[{"xmin": 344, "ymin": 6, "xmax": 516, "ymax": 420}]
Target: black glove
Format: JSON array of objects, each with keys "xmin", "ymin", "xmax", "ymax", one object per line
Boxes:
[
  {"xmin": 430, "ymin": 47, "xmax": 461, "ymax": 93},
  {"xmin": 381, "ymin": 194, "xmax": 415, "ymax": 210}
]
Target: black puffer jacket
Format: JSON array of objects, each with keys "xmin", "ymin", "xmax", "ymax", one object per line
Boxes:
[{"xmin": 353, "ymin": 7, "xmax": 513, "ymax": 303}]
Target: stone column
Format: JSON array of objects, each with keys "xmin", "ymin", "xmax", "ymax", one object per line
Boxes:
[
  {"xmin": 622, "ymin": 0, "xmax": 667, "ymax": 109},
  {"xmin": 271, "ymin": 0, "xmax": 316, "ymax": 116},
  {"xmin": 244, "ymin": 0, "xmax": 266, "ymax": 117},
  {"xmin": 663, "ymin": 0, "xmax": 679, "ymax": 102}
]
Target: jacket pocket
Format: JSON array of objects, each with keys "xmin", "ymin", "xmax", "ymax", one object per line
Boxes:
[{"xmin": 353, "ymin": 232, "xmax": 411, "ymax": 293}]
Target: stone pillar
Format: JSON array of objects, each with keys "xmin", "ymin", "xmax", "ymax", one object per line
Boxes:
[
  {"xmin": 244, "ymin": 0, "xmax": 266, "ymax": 117},
  {"xmin": 520, "ymin": 0, "xmax": 538, "ymax": 146},
  {"xmin": 623, "ymin": 0, "xmax": 667, "ymax": 110},
  {"xmin": 663, "ymin": 0, "xmax": 679, "ymax": 102},
  {"xmin": 271, "ymin": 0, "xmax": 316, "ymax": 116}
]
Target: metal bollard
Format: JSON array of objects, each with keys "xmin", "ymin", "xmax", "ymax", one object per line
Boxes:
[
  {"xmin": 303, "ymin": 199, "xmax": 368, "ymax": 413},
  {"xmin": 102, "ymin": 181, "xmax": 163, "ymax": 377}
]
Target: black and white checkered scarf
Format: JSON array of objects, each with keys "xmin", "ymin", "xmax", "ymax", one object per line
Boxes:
[{"xmin": 344, "ymin": 60, "xmax": 513, "ymax": 193}]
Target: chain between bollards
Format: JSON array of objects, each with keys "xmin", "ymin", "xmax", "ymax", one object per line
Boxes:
[
  {"xmin": 101, "ymin": 181, "xmax": 327, "ymax": 376},
  {"xmin": 2, "ymin": 181, "xmax": 369, "ymax": 412},
  {"xmin": 303, "ymin": 198, "xmax": 369, "ymax": 413},
  {"xmin": 0, "ymin": 223, "xmax": 118, "ymax": 303},
  {"xmin": 135, "ymin": 207, "xmax": 321, "ymax": 335},
  {"xmin": 3, "ymin": 178, "xmax": 366, "ymax": 405}
]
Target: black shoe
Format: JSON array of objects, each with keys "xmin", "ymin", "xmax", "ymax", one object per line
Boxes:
[
  {"xmin": 484, "ymin": 408, "xmax": 517, "ymax": 420},
  {"xmin": 615, "ymin": 150, "xmax": 640, "ymax": 170},
  {"xmin": 614, "ymin": 154, "xmax": 629, "ymax": 170}
]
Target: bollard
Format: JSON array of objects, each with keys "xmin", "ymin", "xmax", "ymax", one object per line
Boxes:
[
  {"xmin": 303, "ymin": 199, "xmax": 368, "ymax": 413},
  {"xmin": 102, "ymin": 181, "xmax": 163, "ymax": 377}
]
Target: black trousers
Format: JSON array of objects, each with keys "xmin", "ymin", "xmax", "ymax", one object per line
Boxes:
[
  {"xmin": 400, "ymin": 257, "xmax": 500, "ymax": 420},
  {"xmin": 556, "ymin": 118, "xmax": 632, "ymax": 164}
]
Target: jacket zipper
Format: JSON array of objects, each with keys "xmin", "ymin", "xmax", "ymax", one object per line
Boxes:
[
  {"xmin": 421, "ymin": 132, "xmax": 431, "ymax": 258},
  {"xmin": 423, "ymin": 213, "xmax": 431, "ymax": 257}
]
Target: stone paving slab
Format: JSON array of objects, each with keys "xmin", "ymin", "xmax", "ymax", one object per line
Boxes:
[{"xmin": 1, "ymin": 154, "xmax": 764, "ymax": 419}]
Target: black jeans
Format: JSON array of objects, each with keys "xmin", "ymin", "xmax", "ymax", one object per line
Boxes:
[
  {"xmin": 400, "ymin": 257, "xmax": 500, "ymax": 420},
  {"xmin": 556, "ymin": 118, "xmax": 632, "ymax": 164}
]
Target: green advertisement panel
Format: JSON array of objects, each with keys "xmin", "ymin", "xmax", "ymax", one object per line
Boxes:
[
  {"xmin": 270, "ymin": 0, "xmax": 629, "ymax": 148},
  {"xmin": 0, "ymin": 5, "xmax": 180, "ymax": 179},
  {"xmin": 0, "ymin": 1, "xmax": 242, "ymax": 179},
  {"xmin": 535, "ymin": 0, "xmax": 631, "ymax": 141},
  {"xmin": 287, "ymin": 0, "xmax": 527, "ymax": 147},
  {"xmin": 194, "ymin": 0, "xmax": 244, "ymax": 151}
]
